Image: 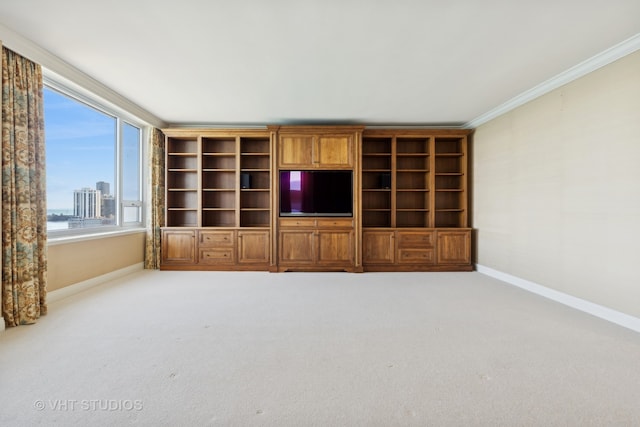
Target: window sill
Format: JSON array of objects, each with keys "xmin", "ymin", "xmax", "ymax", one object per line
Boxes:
[{"xmin": 47, "ymin": 227, "xmax": 147, "ymax": 246}]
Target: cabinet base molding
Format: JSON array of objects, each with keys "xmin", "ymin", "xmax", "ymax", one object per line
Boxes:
[
  {"xmin": 363, "ymin": 265, "xmax": 473, "ymax": 272},
  {"xmin": 160, "ymin": 265, "xmax": 271, "ymax": 272},
  {"xmin": 276, "ymin": 266, "xmax": 364, "ymax": 273}
]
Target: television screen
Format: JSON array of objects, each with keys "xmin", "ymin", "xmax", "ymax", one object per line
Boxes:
[{"xmin": 280, "ymin": 170, "xmax": 353, "ymax": 217}]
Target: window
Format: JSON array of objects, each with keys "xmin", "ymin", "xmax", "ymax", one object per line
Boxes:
[
  {"xmin": 44, "ymin": 85, "xmax": 144, "ymax": 236},
  {"xmin": 122, "ymin": 122, "xmax": 142, "ymax": 224}
]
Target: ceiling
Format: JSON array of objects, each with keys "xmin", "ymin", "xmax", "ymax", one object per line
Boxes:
[{"xmin": 1, "ymin": 1, "xmax": 639, "ymax": 127}]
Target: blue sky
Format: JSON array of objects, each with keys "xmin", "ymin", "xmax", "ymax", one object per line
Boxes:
[{"xmin": 44, "ymin": 87, "xmax": 116, "ymax": 210}]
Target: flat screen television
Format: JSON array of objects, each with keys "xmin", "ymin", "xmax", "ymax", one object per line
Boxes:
[{"xmin": 280, "ymin": 170, "xmax": 353, "ymax": 217}]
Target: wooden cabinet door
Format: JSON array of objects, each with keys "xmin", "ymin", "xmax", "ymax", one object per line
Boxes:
[
  {"xmin": 238, "ymin": 230, "xmax": 270, "ymax": 264},
  {"xmin": 161, "ymin": 230, "xmax": 196, "ymax": 264},
  {"xmin": 436, "ymin": 230, "xmax": 471, "ymax": 264},
  {"xmin": 278, "ymin": 136, "xmax": 314, "ymax": 168},
  {"xmin": 316, "ymin": 135, "xmax": 353, "ymax": 168},
  {"xmin": 362, "ymin": 231, "xmax": 395, "ymax": 264},
  {"xmin": 317, "ymin": 230, "xmax": 354, "ymax": 265},
  {"xmin": 279, "ymin": 230, "xmax": 315, "ymax": 263},
  {"xmin": 278, "ymin": 134, "xmax": 353, "ymax": 168}
]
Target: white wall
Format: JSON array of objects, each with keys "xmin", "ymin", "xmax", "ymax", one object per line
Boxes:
[
  {"xmin": 48, "ymin": 232, "xmax": 146, "ymax": 291},
  {"xmin": 473, "ymin": 50, "xmax": 640, "ymax": 318}
]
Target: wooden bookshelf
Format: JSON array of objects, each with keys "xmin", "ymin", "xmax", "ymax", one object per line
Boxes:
[
  {"xmin": 240, "ymin": 137, "xmax": 271, "ymax": 227},
  {"xmin": 166, "ymin": 136, "xmax": 199, "ymax": 227},
  {"xmin": 362, "ymin": 136, "xmax": 392, "ymax": 228},
  {"xmin": 162, "ymin": 129, "xmax": 273, "ymax": 270},
  {"xmin": 361, "ymin": 129, "xmax": 472, "ymax": 271}
]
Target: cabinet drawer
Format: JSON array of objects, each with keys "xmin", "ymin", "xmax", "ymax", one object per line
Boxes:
[
  {"xmin": 199, "ymin": 231, "xmax": 234, "ymax": 246},
  {"xmin": 199, "ymin": 248, "xmax": 235, "ymax": 264},
  {"xmin": 316, "ymin": 218, "xmax": 353, "ymax": 228},
  {"xmin": 397, "ymin": 232, "xmax": 434, "ymax": 248},
  {"xmin": 398, "ymin": 249, "xmax": 435, "ymax": 264},
  {"xmin": 279, "ymin": 218, "xmax": 316, "ymax": 227}
]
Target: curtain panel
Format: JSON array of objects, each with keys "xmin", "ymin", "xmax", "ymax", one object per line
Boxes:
[
  {"xmin": 1, "ymin": 47, "xmax": 48, "ymax": 327},
  {"xmin": 144, "ymin": 128, "xmax": 165, "ymax": 269}
]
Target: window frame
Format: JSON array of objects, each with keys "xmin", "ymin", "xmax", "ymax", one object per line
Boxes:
[
  {"xmin": 43, "ymin": 74, "xmax": 147, "ymax": 240},
  {"xmin": 120, "ymin": 121, "xmax": 144, "ymax": 226}
]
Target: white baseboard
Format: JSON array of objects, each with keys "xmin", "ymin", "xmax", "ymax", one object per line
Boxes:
[
  {"xmin": 476, "ymin": 264, "xmax": 640, "ymax": 334},
  {"xmin": 48, "ymin": 262, "xmax": 144, "ymax": 304}
]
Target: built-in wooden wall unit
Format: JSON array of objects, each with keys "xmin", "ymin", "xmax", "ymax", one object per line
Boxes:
[{"xmin": 160, "ymin": 126, "xmax": 472, "ymax": 272}]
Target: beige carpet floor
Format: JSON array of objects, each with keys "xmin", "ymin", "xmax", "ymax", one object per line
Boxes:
[{"xmin": 1, "ymin": 270, "xmax": 640, "ymax": 426}]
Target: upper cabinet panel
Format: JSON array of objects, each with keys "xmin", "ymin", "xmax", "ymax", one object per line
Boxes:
[
  {"xmin": 316, "ymin": 135, "xmax": 353, "ymax": 168},
  {"xmin": 278, "ymin": 135, "xmax": 315, "ymax": 168},
  {"xmin": 276, "ymin": 127, "xmax": 362, "ymax": 169}
]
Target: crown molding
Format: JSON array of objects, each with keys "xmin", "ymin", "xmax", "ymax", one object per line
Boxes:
[
  {"xmin": 166, "ymin": 123, "xmax": 269, "ymax": 129},
  {"xmin": 166, "ymin": 123, "xmax": 474, "ymax": 130},
  {"xmin": 466, "ymin": 32, "xmax": 640, "ymax": 129},
  {"xmin": 0, "ymin": 23, "xmax": 166, "ymax": 129},
  {"xmin": 364, "ymin": 123, "xmax": 470, "ymax": 130}
]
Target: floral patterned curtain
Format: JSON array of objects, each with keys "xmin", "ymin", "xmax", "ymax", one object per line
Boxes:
[
  {"xmin": 1, "ymin": 47, "xmax": 47, "ymax": 327},
  {"xmin": 144, "ymin": 127, "xmax": 165, "ymax": 269}
]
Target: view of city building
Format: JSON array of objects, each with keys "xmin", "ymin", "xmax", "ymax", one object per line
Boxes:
[
  {"xmin": 73, "ymin": 187, "xmax": 101, "ymax": 218},
  {"xmin": 48, "ymin": 181, "xmax": 116, "ymax": 229}
]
